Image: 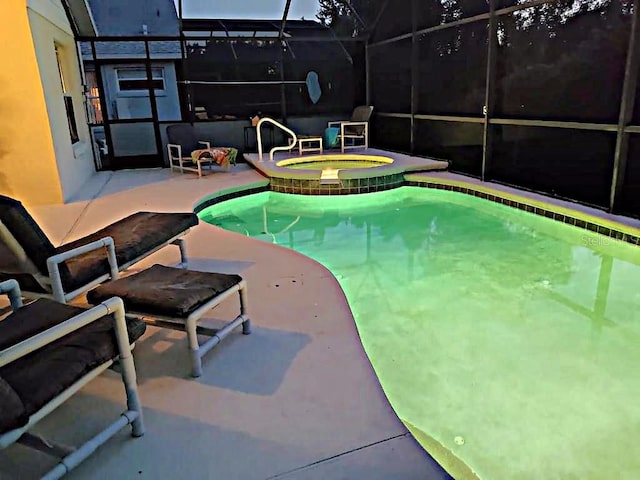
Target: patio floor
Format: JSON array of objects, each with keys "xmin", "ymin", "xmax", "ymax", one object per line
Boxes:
[{"xmin": 0, "ymin": 165, "xmax": 450, "ymax": 479}]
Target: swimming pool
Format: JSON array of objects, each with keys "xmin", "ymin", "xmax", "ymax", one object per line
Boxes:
[{"xmin": 199, "ymin": 187, "xmax": 640, "ymax": 480}]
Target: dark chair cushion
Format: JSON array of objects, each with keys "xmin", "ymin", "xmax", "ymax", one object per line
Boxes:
[
  {"xmin": 0, "ymin": 299, "xmax": 146, "ymax": 434},
  {"xmin": 0, "ymin": 377, "xmax": 26, "ymax": 434},
  {"xmin": 0, "ymin": 195, "xmax": 57, "ymax": 276},
  {"xmin": 347, "ymin": 105, "xmax": 373, "ymax": 136},
  {"xmin": 167, "ymin": 124, "xmax": 204, "ymax": 154},
  {"xmin": 0, "ymin": 300, "xmax": 93, "ymax": 351},
  {"xmin": 87, "ymin": 264, "xmax": 243, "ymax": 318},
  {"xmin": 57, "ymin": 212, "xmax": 198, "ymax": 292},
  {"xmin": 1, "ymin": 196, "xmax": 199, "ymax": 296},
  {"xmin": 0, "ymin": 273, "xmax": 47, "ymax": 294}
]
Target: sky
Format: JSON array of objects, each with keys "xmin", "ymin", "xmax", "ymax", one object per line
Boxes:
[{"xmin": 174, "ymin": 0, "xmax": 322, "ymax": 20}]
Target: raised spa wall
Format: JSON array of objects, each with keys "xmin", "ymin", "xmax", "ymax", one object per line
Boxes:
[
  {"xmin": 269, "ymin": 173, "xmax": 406, "ymax": 195},
  {"xmin": 244, "ymin": 150, "xmax": 448, "ymax": 196}
]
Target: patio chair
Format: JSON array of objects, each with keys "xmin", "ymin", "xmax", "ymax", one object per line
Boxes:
[
  {"xmin": 167, "ymin": 124, "xmax": 237, "ymax": 177},
  {"xmin": 327, "ymin": 105, "xmax": 374, "ymax": 153},
  {"xmin": 0, "ymin": 195, "xmax": 198, "ymax": 303},
  {"xmin": 0, "ymin": 279, "xmax": 145, "ymax": 479}
]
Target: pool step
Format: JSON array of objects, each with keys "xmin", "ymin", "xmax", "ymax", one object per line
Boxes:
[{"xmin": 320, "ymin": 168, "xmax": 340, "ymax": 185}]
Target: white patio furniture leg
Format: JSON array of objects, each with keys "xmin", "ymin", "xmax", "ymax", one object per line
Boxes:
[
  {"xmin": 186, "ymin": 316, "xmax": 202, "ymax": 378},
  {"xmin": 88, "ymin": 268, "xmax": 251, "ymax": 379},
  {"xmin": 184, "ymin": 280, "xmax": 251, "ymax": 378},
  {"xmin": 240, "ymin": 281, "xmax": 251, "ymax": 334},
  {"xmin": 168, "ymin": 145, "xmax": 175, "ymax": 173},
  {"xmin": 176, "ymin": 145, "xmax": 184, "ymax": 173},
  {"xmin": 364, "ymin": 123, "xmax": 369, "ymax": 149},
  {"xmin": 110, "ymin": 298, "xmax": 145, "ymax": 437},
  {"xmin": 172, "ymin": 238, "xmax": 188, "ymax": 268}
]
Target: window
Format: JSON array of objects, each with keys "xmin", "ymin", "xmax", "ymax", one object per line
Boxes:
[
  {"xmin": 116, "ymin": 68, "xmax": 165, "ymax": 92},
  {"xmin": 84, "ymin": 70, "xmax": 103, "ymax": 124},
  {"xmin": 55, "ymin": 44, "xmax": 79, "ymax": 144}
]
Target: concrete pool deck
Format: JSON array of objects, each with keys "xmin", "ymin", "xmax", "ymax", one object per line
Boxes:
[
  {"xmin": 1, "ymin": 160, "xmax": 637, "ymax": 479},
  {"xmin": 0, "ymin": 165, "xmax": 449, "ymax": 479}
]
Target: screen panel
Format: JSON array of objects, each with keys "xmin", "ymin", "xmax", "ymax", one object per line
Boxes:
[
  {"xmin": 370, "ymin": 0, "xmax": 413, "ymax": 42},
  {"xmin": 371, "ymin": 116, "xmax": 412, "ymax": 152},
  {"xmin": 494, "ymin": 0, "xmax": 631, "ymax": 123},
  {"xmin": 369, "ymin": 39, "xmax": 412, "ymax": 113},
  {"xmin": 617, "ymin": 134, "xmax": 640, "ymax": 217},
  {"xmin": 415, "ymin": 120, "xmax": 484, "ymax": 176},
  {"xmin": 417, "ymin": 21, "xmax": 488, "ymax": 116},
  {"xmin": 489, "ymin": 125, "xmax": 616, "ymax": 207},
  {"xmin": 284, "ymin": 39, "xmax": 357, "ymax": 116}
]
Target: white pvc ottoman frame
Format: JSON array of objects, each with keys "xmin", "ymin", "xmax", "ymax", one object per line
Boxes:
[{"xmin": 127, "ymin": 279, "xmax": 250, "ymax": 378}]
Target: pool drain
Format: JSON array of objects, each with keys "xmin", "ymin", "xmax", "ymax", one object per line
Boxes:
[{"xmin": 454, "ymin": 436, "xmax": 465, "ymax": 446}]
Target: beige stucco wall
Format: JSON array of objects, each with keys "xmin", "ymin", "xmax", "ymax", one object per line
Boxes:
[
  {"xmin": 0, "ymin": 0, "xmax": 63, "ymax": 204},
  {"xmin": 27, "ymin": 0, "xmax": 95, "ymax": 203},
  {"xmin": 0, "ymin": 0, "xmax": 95, "ymax": 205}
]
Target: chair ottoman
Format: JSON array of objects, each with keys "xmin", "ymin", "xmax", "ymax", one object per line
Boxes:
[{"xmin": 87, "ymin": 265, "xmax": 250, "ymax": 377}]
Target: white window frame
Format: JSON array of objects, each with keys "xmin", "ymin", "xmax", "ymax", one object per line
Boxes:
[
  {"xmin": 55, "ymin": 44, "xmax": 80, "ymax": 144},
  {"xmin": 115, "ymin": 67, "xmax": 165, "ymax": 95}
]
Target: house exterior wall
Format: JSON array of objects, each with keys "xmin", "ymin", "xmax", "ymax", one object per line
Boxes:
[
  {"xmin": 27, "ymin": 0, "xmax": 95, "ymax": 203},
  {"xmin": 0, "ymin": 0, "xmax": 63, "ymax": 204}
]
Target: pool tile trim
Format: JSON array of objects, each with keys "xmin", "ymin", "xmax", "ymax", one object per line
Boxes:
[
  {"xmin": 194, "ymin": 181, "xmax": 270, "ymax": 213},
  {"xmin": 405, "ymin": 179, "xmax": 640, "ymax": 247}
]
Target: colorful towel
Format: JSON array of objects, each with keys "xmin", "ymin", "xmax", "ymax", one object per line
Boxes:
[{"xmin": 191, "ymin": 147, "xmax": 238, "ymax": 170}]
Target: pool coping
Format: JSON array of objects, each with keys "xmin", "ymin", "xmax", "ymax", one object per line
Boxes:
[
  {"xmin": 405, "ymin": 172, "xmax": 640, "ymax": 246},
  {"xmin": 193, "ymin": 179, "xmax": 270, "ymax": 213}
]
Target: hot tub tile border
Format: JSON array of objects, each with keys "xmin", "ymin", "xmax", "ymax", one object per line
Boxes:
[{"xmin": 264, "ymin": 173, "xmax": 405, "ymax": 195}]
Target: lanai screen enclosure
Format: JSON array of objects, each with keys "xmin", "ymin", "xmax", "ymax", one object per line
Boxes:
[{"xmin": 77, "ymin": 0, "xmax": 638, "ymax": 215}]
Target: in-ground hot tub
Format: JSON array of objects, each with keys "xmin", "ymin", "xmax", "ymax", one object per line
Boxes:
[
  {"xmin": 276, "ymin": 154, "xmax": 394, "ymax": 170},
  {"xmin": 243, "ymin": 149, "xmax": 450, "ymax": 195},
  {"xmin": 272, "ymin": 154, "xmax": 402, "ymax": 195}
]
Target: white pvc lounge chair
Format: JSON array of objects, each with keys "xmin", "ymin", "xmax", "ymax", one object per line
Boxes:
[
  {"xmin": 0, "ymin": 279, "xmax": 145, "ymax": 479},
  {"xmin": 0, "ymin": 195, "xmax": 198, "ymax": 303}
]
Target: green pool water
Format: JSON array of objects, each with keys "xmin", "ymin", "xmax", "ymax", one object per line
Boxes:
[
  {"xmin": 199, "ymin": 187, "xmax": 640, "ymax": 480},
  {"xmin": 283, "ymin": 160, "xmax": 385, "ymax": 170}
]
